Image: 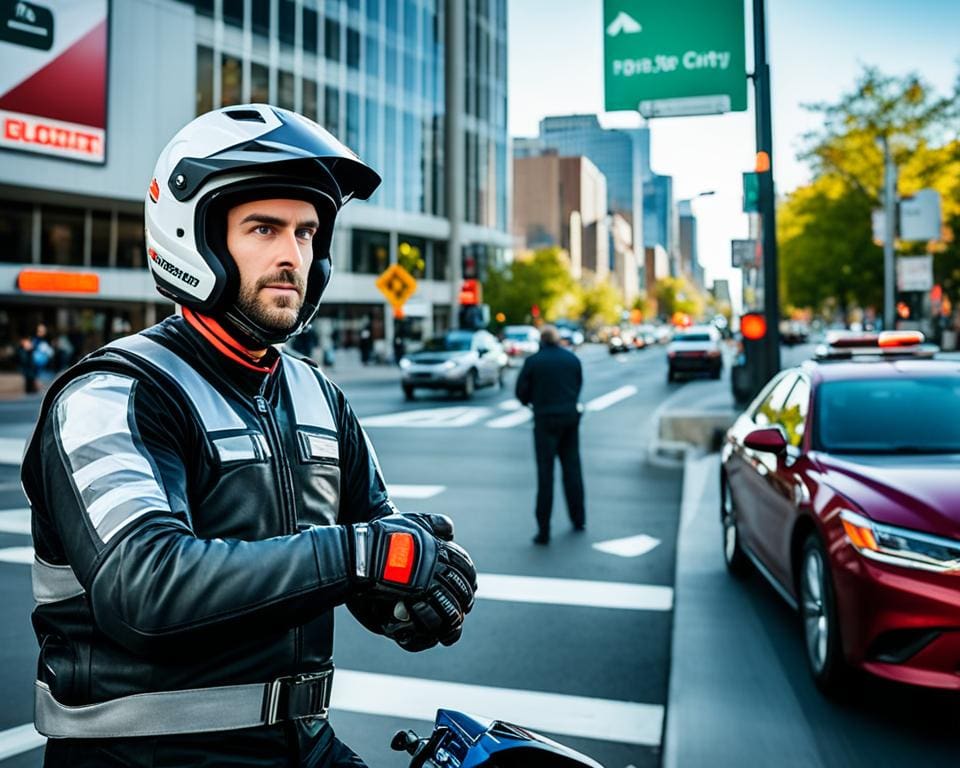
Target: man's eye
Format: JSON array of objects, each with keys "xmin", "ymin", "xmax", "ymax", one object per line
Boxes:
[
  {"xmin": 297, "ymin": 229, "xmax": 315, "ymax": 240},
  {"xmin": 255, "ymin": 225, "xmax": 272, "ymax": 235}
]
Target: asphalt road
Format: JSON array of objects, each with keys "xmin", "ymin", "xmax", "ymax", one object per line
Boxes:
[
  {"xmin": 3, "ymin": 341, "xmax": 951, "ymax": 767},
  {"xmin": 0, "ymin": 343, "xmax": 683, "ymax": 767}
]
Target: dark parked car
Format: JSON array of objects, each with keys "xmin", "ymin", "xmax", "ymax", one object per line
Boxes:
[{"xmin": 720, "ymin": 331, "xmax": 960, "ymax": 692}]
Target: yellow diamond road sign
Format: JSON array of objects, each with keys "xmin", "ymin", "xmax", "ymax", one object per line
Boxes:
[{"xmin": 375, "ymin": 263, "xmax": 417, "ymax": 309}]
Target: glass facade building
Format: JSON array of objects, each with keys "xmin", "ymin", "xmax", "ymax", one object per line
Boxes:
[{"xmin": 0, "ymin": 0, "xmax": 510, "ymax": 365}]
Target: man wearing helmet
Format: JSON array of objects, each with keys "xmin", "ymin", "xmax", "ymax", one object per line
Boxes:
[{"xmin": 21, "ymin": 105, "xmax": 477, "ymax": 767}]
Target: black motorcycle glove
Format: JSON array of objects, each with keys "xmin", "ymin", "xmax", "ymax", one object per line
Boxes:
[
  {"xmin": 348, "ymin": 515, "xmax": 441, "ymax": 598},
  {"xmin": 348, "ymin": 514, "xmax": 478, "ymax": 652}
]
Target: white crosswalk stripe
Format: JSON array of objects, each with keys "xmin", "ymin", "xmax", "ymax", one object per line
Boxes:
[
  {"xmin": 0, "ymin": 437, "xmax": 25, "ymax": 465},
  {"xmin": 585, "ymin": 385, "xmax": 638, "ymax": 411},
  {"xmin": 479, "ymin": 573, "xmax": 672, "ymax": 611},
  {"xmin": 593, "ymin": 533, "xmax": 662, "ymax": 558},
  {"xmin": 0, "ymin": 508, "xmax": 30, "ymax": 535},
  {"xmin": 0, "ymin": 723, "xmax": 45, "ymax": 761},
  {"xmin": 485, "ymin": 408, "xmax": 532, "ymax": 428},
  {"xmin": 386, "ymin": 484, "xmax": 445, "ymax": 499},
  {"xmin": 333, "ymin": 670, "xmax": 664, "ymax": 747},
  {"xmin": 0, "ymin": 547, "xmax": 33, "ymax": 564}
]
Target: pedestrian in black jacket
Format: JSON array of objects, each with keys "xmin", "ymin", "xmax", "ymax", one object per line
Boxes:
[{"xmin": 515, "ymin": 325, "xmax": 585, "ymax": 544}]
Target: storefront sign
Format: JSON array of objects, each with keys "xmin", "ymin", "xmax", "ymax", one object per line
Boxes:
[
  {"xmin": 18, "ymin": 269, "xmax": 100, "ymax": 293},
  {"xmin": 0, "ymin": 0, "xmax": 109, "ymax": 164}
]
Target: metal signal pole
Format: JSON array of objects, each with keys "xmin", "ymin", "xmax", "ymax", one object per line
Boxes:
[{"xmin": 752, "ymin": 0, "xmax": 780, "ymax": 379}]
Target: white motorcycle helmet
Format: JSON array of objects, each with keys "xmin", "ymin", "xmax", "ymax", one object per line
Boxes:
[{"xmin": 145, "ymin": 104, "xmax": 380, "ymax": 345}]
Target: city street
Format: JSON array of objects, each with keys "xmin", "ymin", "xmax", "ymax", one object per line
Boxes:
[
  {"xmin": 0, "ymin": 343, "xmax": 682, "ymax": 768},
  {"xmin": 4, "ymin": 343, "xmax": 960, "ymax": 767}
]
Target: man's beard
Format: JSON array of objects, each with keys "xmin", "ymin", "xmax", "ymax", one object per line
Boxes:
[{"xmin": 235, "ymin": 269, "xmax": 306, "ymax": 334}]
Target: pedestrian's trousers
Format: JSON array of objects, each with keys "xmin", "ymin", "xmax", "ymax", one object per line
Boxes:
[{"xmin": 533, "ymin": 412, "xmax": 585, "ymax": 534}]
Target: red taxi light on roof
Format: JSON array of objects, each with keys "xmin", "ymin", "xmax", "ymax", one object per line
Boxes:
[{"xmin": 878, "ymin": 331, "xmax": 924, "ymax": 348}]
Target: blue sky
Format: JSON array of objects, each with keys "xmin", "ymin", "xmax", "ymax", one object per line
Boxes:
[{"xmin": 508, "ymin": 0, "xmax": 960, "ymax": 306}]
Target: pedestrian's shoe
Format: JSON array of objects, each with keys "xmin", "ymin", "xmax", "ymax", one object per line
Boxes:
[
  {"xmin": 532, "ymin": 532, "xmax": 550, "ymax": 545},
  {"xmin": 572, "ymin": 523, "xmax": 586, "ymax": 532}
]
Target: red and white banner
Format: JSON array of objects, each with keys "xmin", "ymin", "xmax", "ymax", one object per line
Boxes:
[{"xmin": 0, "ymin": 0, "xmax": 109, "ymax": 164}]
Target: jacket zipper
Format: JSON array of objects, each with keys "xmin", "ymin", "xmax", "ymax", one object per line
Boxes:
[{"xmin": 254, "ymin": 382, "xmax": 303, "ymax": 668}]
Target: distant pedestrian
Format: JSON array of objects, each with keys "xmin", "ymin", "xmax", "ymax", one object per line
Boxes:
[
  {"xmin": 16, "ymin": 337, "xmax": 38, "ymax": 394},
  {"xmin": 359, "ymin": 322, "xmax": 373, "ymax": 365},
  {"xmin": 515, "ymin": 324, "xmax": 585, "ymax": 544}
]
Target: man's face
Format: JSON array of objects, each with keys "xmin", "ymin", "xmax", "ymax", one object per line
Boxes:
[{"xmin": 226, "ymin": 198, "xmax": 319, "ymax": 336}]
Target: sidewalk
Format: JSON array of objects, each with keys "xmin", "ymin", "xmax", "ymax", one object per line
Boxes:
[{"xmin": 663, "ymin": 451, "xmax": 827, "ymax": 767}]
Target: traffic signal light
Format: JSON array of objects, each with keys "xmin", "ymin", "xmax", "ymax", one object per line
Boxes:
[{"xmin": 732, "ymin": 312, "xmax": 768, "ymax": 404}]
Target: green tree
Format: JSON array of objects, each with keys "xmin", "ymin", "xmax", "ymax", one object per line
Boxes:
[
  {"xmin": 483, "ymin": 247, "xmax": 578, "ymax": 324},
  {"xmin": 780, "ymin": 67, "xmax": 960, "ymax": 315},
  {"xmin": 574, "ymin": 274, "xmax": 623, "ymax": 328},
  {"xmin": 655, "ymin": 276, "xmax": 705, "ymax": 320}
]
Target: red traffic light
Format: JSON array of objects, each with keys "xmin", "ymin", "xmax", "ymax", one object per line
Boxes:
[
  {"xmin": 741, "ymin": 313, "xmax": 767, "ymax": 341},
  {"xmin": 459, "ymin": 279, "xmax": 481, "ymax": 306}
]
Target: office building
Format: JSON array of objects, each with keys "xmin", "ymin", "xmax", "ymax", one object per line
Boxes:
[{"xmin": 0, "ymin": 0, "xmax": 510, "ymax": 363}]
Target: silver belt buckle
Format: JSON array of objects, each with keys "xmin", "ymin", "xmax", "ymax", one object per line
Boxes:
[{"xmin": 264, "ymin": 669, "xmax": 333, "ymax": 725}]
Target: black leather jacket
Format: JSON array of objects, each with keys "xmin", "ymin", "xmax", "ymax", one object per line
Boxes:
[{"xmin": 22, "ymin": 316, "xmax": 390, "ymax": 728}]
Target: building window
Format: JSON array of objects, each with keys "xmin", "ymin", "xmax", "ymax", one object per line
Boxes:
[
  {"xmin": 346, "ymin": 93, "xmax": 360, "ymax": 150},
  {"xmin": 325, "ymin": 18, "xmax": 341, "ymax": 62},
  {"xmin": 252, "ymin": 0, "xmax": 270, "ymax": 37},
  {"xmin": 41, "ymin": 207, "xmax": 84, "ymax": 266},
  {"xmin": 431, "ymin": 240, "xmax": 448, "ymax": 281},
  {"xmin": 0, "ymin": 201, "xmax": 32, "ymax": 264},
  {"xmin": 346, "ymin": 28, "xmax": 360, "ymax": 69},
  {"xmin": 221, "ymin": 54, "xmax": 242, "ymax": 107},
  {"xmin": 90, "ymin": 211, "xmax": 111, "ymax": 267},
  {"xmin": 251, "ymin": 62, "xmax": 269, "ymax": 103},
  {"xmin": 386, "ymin": 0, "xmax": 398, "ymax": 31},
  {"xmin": 351, "ymin": 229, "xmax": 389, "ymax": 274},
  {"xmin": 398, "ymin": 236, "xmax": 426, "ymax": 279},
  {"xmin": 303, "ymin": 6, "xmax": 319, "ymax": 54},
  {"xmin": 366, "ymin": 0, "xmax": 380, "ymax": 23},
  {"xmin": 196, "ymin": 46, "xmax": 213, "ymax": 115},
  {"xmin": 363, "ymin": 97, "xmax": 379, "ymax": 172},
  {"xmin": 324, "ymin": 85, "xmax": 340, "ymax": 135},
  {"xmin": 385, "ymin": 41, "xmax": 398, "ymax": 87},
  {"xmin": 364, "ymin": 34, "xmax": 379, "ymax": 77},
  {"xmin": 303, "ymin": 78, "xmax": 319, "ymax": 122},
  {"xmin": 278, "ymin": 70, "xmax": 295, "ymax": 110},
  {"xmin": 279, "ymin": 0, "xmax": 296, "ymax": 48},
  {"xmin": 223, "ymin": 0, "xmax": 243, "ymax": 28},
  {"xmin": 116, "ymin": 214, "xmax": 145, "ymax": 269}
]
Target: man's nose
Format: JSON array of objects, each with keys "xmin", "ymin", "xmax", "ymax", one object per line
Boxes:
[{"xmin": 274, "ymin": 228, "xmax": 305, "ymax": 269}]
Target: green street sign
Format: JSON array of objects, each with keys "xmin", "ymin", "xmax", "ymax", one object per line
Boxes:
[
  {"xmin": 603, "ymin": 0, "xmax": 747, "ymax": 117},
  {"xmin": 742, "ymin": 172, "xmax": 759, "ymax": 212}
]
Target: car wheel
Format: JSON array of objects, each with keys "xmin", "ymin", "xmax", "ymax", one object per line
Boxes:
[
  {"xmin": 721, "ymin": 473, "xmax": 751, "ymax": 577},
  {"xmin": 462, "ymin": 371, "xmax": 476, "ymax": 399},
  {"xmin": 800, "ymin": 534, "xmax": 848, "ymax": 695},
  {"xmin": 402, "ymin": 385, "xmax": 415, "ymax": 401}
]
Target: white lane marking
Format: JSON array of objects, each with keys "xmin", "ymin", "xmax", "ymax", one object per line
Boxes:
[
  {"xmin": 486, "ymin": 409, "xmax": 532, "ymax": 429},
  {"xmin": 0, "ymin": 437, "xmax": 25, "ymax": 465},
  {"xmin": 498, "ymin": 399, "xmax": 523, "ymax": 410},
  {"xmin": 0, "ymin": 724, "xmax": 45, "ymax": 761},
  {"xmin": 592, "ymin": 534, "xmax": 661, "ymax": 558},
  {"xmin": 0, "ymin": 547, "xmax": 33, "ymax": 564},
  {"xmin": 363, "ymin": 407, "xmax": 492, "ymax": 428},
  {"xmin": 333, "ymin": 670, "xmax": 663, "ymax": 747},
  {"xmin": 387, "ymin": 485, "xmax": 446, "ymax": 500},
  {"xmin": 478, "ymin": 573, "xmax": 672, "ymax": 611},
  {"xmin": 0, "ymin": 508, "xmax": 30, "ymax": 535},
  {"xmin": 586, "ymin": 385, "xmax": 638, "ymax": 412}
]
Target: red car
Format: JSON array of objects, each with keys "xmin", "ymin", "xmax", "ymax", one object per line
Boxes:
[{"xmin": 721, "ymin": 331, "xmax": 960, "ymax": 692}]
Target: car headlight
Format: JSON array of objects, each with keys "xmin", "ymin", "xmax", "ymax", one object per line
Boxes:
[
  {"xmin": 840, "ymin": 509, "xmax": 960, "ymax": 573},
  {"xmin": 442, "ymin": 360, "xmax": 458, "ymax": 370},
  {"xmin": 399, "ymin": 358, "xmax": 411, "ymax": 370}
]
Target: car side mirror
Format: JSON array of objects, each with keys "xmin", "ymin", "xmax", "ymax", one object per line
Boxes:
[
  {"xmin": 477, "ymin": 348, "xmax": 488, "ymax": 357},
  {"xmin": 744, "ymin": 427, "xmax": 787, "ymax": 455}
]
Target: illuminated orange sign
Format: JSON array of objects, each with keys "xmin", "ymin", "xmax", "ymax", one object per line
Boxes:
[{"xmin": 18, "ymin": 270, "xmax": 100, "ymax": 294}]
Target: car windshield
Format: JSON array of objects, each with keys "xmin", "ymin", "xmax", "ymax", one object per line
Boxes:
[
  {"xmin": 505, "ymin": 329, "xmax": 536, "ymax": 340},
  {"xmin": 816, "ymin": 377, "xmax": 960, "ymax": 453},
  {"xmin": 674, "ymin": 333, "xmax": 711, "ymax": 342},
  {"xmin": 421, "ymin": 333, "xmax": 473, "ymax": 352}
]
